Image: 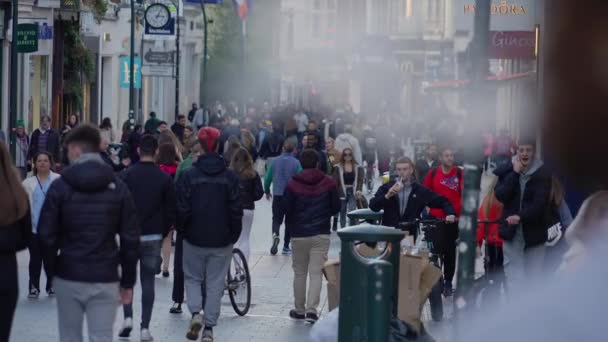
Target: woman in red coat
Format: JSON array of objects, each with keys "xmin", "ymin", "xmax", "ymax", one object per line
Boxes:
[{"xmin": 477, "ymin": 176, "xmax": 504, "ymax": 272}]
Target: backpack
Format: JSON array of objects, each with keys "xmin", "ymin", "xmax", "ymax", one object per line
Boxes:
[{"xmin": 428, "ymin": 166, "xmax": 463, "ymax": 193}]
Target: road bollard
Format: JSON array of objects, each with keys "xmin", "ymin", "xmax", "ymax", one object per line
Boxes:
[{"xmin": 337, "ymin": 224, "xmax": 405, "ymax": 342}]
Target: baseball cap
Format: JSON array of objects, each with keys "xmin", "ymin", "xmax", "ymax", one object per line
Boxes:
[{"xmin": 197, "ymin": 127, "xmax": 221, "ymax": 152}]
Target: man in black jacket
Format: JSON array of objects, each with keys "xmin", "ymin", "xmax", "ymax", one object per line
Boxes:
[
  {"xmin": 28, "ymin": 115, "xmax": 61, "ymax": 167},
  {"xmin": 284, "ymin": 149, "xmax": 340, "ymax": 323},
  {"xmin": 38, "ymin": 124, "xmax": 139, "ymax": 342},
  {"xmin": 176, "ymin": 127, "xmax": 243, "ymax": 342},
  {"xmin": 117, "ymin": 134, "xmax": 176, "ymax": 341},
  {"xmin": 494, "ymin": 138, "xmax": 552, "ymax": 287},
  {"xmin": 370, "ymin": 157, "xmax": 456, "ymax": 239}
]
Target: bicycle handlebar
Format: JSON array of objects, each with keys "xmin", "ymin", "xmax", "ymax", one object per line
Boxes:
[
  {"xmin": 398, "ymin": 219, "xmax": 453, "ymax": 227},
  {"xmin": 477, "ymin": 220, "xmax": 505, "ymax": 225}
]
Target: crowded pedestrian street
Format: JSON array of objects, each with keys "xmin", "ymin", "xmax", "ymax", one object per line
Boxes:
[
  {"xmin": 10, "ymin": 197, "xmax": 337, "ymax": 342},
  {"xmin": 2, "ymin": 0, "xmax": 607, "ymax": 342}
]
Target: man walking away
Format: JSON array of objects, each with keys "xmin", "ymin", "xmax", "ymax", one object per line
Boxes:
[
  {"xmin": 118, "ymin": 134, "xmax": 176, "ymax": 341},
  {"xmin": 176, "ymin": 127, "xmax": 243, "ymax": 342},
  {"xmin": 264, "ymin": 137, "xmax": 302, "ymax": 255},
  {"xmin": 494, "ymin": 137, "xmax": 552, "ymax": 291},
  {"xmin": 285, "ymin": 149, "xmax": 340, "ymax": 323},
  {"xmin": 38, "ymin": 124, "xmax": 139, "ymax": 342},
  {"xmin": 188, "ymin": 103, "xmax": 198, "ymax": 123},
  {"xmin": 423, "ymin": 146, "xmax": 463, "ymax": 297}
]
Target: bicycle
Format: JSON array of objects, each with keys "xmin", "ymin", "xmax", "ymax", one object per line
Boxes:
[
  {"xmin": 225, "ymin": 248, "xmax": 251, "ymax": 316},
  {"xmin": 399, "ymin": 219, "xmax": 449, "ymax": 322}
]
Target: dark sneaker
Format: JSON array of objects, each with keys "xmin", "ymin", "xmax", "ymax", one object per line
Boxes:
[
  {"xmin": 270, "ymin": 235, "xmax": 280, "ymax": 255},
  {"xmin": 169, "ymin": 302, "xmax": 182, "ymax": 314},
  {"xmin": 28, "ymin": 288, "xmax": 40, "ymax": 299},
  {"xmin": 201, "ymin": 328, "xmax": 213, "ymax": 342},
  {"xmin": 47, "ymin": 288, "xmax": 55, "ymax": 297},
  {"xmin": 305, "ymin": 312, "xmax": 319, "ymax": 323},
  {"xmin": 162, "ymin": 271, "xmax": 170, "ymax": 278},
  {"xmin": 443, "ymin": 283, "xmax": 454, "ymax": 298},
  {"xmin": 282, "ymin": 246, "xmax": 292, "ymax": 255},
  {"xmin": 186, "ymin": 314, "xmax": 203, "ymax": 340},
  {"xmin": 289, "ymin": 309, "xmax": 305, "ymax": 320},
  {"xmin": 118, "ymin": 318, "xmax": 133, "ymax": 339}
]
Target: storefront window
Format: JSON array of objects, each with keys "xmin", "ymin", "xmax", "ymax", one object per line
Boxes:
[{"xmin": 28, "ymin": 55, "xmax": 49, "ymax": 132}]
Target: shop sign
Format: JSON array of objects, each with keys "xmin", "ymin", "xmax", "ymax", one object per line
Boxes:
[
  {"xmin": 454, "ymin": 0, "xmax": 536, "ymax": 32},
  {"xmin": 488, "ymin": 31, "xmax": 535, "ymax": 59},
  {"xmin": 61, "ymin": 0, "xmax": 80, "ymax": 11},
  {"xmin": 16, "ymin": 24, "xmax": 39, "ymax": 53},
  {"xmin": 119, "ymin": 56, "xmax": 142, "ymax": 89}
]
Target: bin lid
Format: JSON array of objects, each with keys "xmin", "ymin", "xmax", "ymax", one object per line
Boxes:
[
  {"xmin": 347, "ymin": 208, "xmax": 384, "ymax": 221},
  {"xmin": 338, "ymin": 224, "xmax": 404, "ymax": 242}
]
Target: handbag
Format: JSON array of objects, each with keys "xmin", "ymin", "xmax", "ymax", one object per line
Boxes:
[
  {"xmin": 498, "ymin": 222, "xmax": 517, "ymax": 241},
  {"xmin": 255, "ymin": 158, "xmax": 266, "ymax": 177},
  {"xmin": 356, "ymin": 195, "xmax": 369, "ymax": 209}
]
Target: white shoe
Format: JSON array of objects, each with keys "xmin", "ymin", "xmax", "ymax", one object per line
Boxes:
[
  {"xmin": 140, "ymin": 328, "xmax": 154, "ymax": 342},
  {"xmin": 118, "ymin": 317, "xmax": 133, "ymax": 339}
]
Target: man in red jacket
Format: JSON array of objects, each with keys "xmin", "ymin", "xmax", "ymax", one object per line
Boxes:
[{"xmin": 423, "ymin": 146, "xmax": 463, "ymax": 297}]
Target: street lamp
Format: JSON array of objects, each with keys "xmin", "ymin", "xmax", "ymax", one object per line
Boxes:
[
  {"xmin": 129, "ymin": 0, "xmax": 136, "ymax": 129},
  {"xmin": 200, "ymin": 0, "xmax": 208, "ymax": 107},
  {"xmin": 9, "ymin": 0, "xmax": 18, "ymax": 158}
]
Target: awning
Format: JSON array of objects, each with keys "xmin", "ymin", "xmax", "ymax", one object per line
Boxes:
[{"xmin": 422, "ymin": 72, "xmax": 534, "ymax": 89}]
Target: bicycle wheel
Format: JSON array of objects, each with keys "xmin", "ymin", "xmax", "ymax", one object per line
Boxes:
[{"xmin": 227, "ymin": 248, "xmax": 251, "ymax": 316}]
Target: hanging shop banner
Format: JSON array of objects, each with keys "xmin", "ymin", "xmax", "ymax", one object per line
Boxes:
[
  {"xmin": 119, "ymin": 56, "xmax": 142, "ymax": 89},
  {"xmin": 16, "ymin": 24, "xmax": 39, "ymax": 53},
  {"xmin": 488, "ymin": 31, "xmax": 535, "ymax": 59},
  {"xmin": 454, "ymin": 0, "xmax": 536, "ymax": 33}
]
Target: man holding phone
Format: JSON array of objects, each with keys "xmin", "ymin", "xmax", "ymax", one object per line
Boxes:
[
  {"xmin": 494, "ymin": 137, "xmax": 552, "ymax": 288},
  {"xmin": 370, "ymin": 157, "xmax": 456, "ymax": 240}
]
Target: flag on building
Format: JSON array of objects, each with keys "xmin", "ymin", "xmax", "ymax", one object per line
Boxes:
[{"xmin": 233, "ymin": 0, "xmax": 251, "ymax": 20}]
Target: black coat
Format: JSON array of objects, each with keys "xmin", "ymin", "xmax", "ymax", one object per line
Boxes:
[
  {"xmin": 285, "ymin": 169, "xmax": 341, "ymax": 238},
  {"xmin": 369, "ymin": 181, "xmax": 455, "ymax": 237},
  {"xmin": 176, "ymin": 153, "xmax": 243, "ymax": 247},
  {"xmin": 259, "ymin": 132, "xmax": 284, "ymax": 159},
  {"xmin": 171, "ymin": 123, "xmax": 185, "ymax": 142},
  {"xmin": 0, "ymin": 211, "xmax": 31, "ymax": 254},
  {"xmin": 28, "ymin": 128, "xmax": 61, "ymax": 163},
  {"xmin": 37, "ymin": 155, "xmax": 140, "ymax": 288},
  {"xmin": 119, "ymin": 161, "xmax": 176, "ymax": 237},
  {"xmin": 494, "ymin": 162, "xmax": 552, "ymax": 248},
  {"xmin": 238, "ymin": 173, "xmax": 264, "ymax": 210}
]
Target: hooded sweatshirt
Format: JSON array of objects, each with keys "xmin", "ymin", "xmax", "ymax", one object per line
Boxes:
[
  {"xmin": 284, "ymin": 169, "xmax": 341, "ymax": 238},
  {"xmin": 176, "ymin": 153, "xmax": 243, "ymax": 247}
]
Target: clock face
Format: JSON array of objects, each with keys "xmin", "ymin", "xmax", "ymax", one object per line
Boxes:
[{"xmin": 145, "ymin": 4, "xmax": 170, "ymax": 29}]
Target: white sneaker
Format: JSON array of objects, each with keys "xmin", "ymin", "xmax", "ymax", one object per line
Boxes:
[
  {"xmin": 118, "ymin": 317, "xmax": 133, "ymax": 339},
  {"xmin": 140, "ymin": 328, "xmax": 154, "ymax": 342}
]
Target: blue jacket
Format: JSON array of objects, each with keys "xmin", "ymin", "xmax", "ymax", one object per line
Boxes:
[{"xmin": 264, "ymin": 153, "xmax": 302, "ymax": 196}]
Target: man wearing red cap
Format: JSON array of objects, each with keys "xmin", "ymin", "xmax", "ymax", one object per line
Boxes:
[{"xmin": 176, "ymin": 127, "xmax": 243, "ymax": 342}]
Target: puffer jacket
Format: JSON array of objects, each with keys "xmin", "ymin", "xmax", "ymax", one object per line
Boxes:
[
  {"xmin": 284, "ymin": 169, "xmax": 341, "ymax": 238},
  {"xmin": 37, "ymin": 153, "xmax": 140, "ymax": 288},
  {"xmin": 176, "ymin": 153, "xmax": 243, "ymax": 247}
]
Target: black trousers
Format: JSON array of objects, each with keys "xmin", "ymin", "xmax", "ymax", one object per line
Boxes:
[
  {"xmin": 28, "ymin": 233, "xmax": 55, "ymax": 291},
  {"xmin": 0, "ymin": 254, "xmax": 19, "ymax": 342},
  {"xmin": 441, "ymin": 222, "xmax": 459, "ymax": 286},
  {"xmin": 272, "ymin": 196, "xmax": 290, "ymax": 248}
]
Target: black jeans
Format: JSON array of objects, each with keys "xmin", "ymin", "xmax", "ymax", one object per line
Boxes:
[
  {"xmin": 272, "ymin": 195, "xmax": 290, "ymax": 248},
  {"xmin": 441, "ymin": 222, "xmax": 459, "ymax": 287},
  {"xmin": 0, "ymin": 254, "xmax": 18, "ymax": 342},
  {"xmin": 123, "ymin": 240, "xmax": 162, "ymax": 329},
  {"xmin": 28, "ymin": 233, "xmax": 55, "ymax": 292}
]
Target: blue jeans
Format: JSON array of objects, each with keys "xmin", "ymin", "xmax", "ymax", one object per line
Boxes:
[{"xmin": 123, "ymin": 240, "xmax": 162, "ymax": 329}]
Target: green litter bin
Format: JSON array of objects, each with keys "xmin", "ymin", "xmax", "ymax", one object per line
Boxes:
[
  {"xmin": 347, "ymin": 208, "xmax": 384, "ymax": 225},
  {"xmin": 338, "ymin": 224, "xmax": 405, "ymax": 342}
]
